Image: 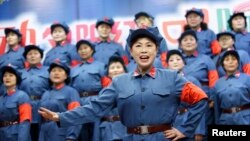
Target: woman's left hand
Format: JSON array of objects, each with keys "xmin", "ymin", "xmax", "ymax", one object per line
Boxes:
[{"xmin": 164, "ymin": 127, "xmax": 186, "ymax": 141}]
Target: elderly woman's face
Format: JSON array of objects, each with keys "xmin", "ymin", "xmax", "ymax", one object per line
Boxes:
[
  {"xmin": 130, "ymin": 37, "xmax": 157, "ymax": 71},
  {"xmin": 232, "ymin": 16, "xmax": 246, "ymax": 31},
  {"xmin": 218, "ymin": 35, "xmax": 234, "ymax": 50},
  {"xmin": 77, "ymin": 44, "xmax": 94, "ymax": 60},
  {"xmin": 168, "ymin": 54, "xmax": 185, "ymax": 71},
  {"xmin": 52, "ymin": 27, "xmax": 67, "ymax": 43},
  {"xmin": 223, "ymin": 55, "xmax": 239, "ymax": 74},
  {"xmin": 26, "ymin": 49, "xmax": 42, "ymax": 65},
  {"xmin": 50, "ymin": 67, "xmax": 67, "ymax": 85},
  {"xmin": 180, "ymin": 35, "xmax": 197, "ymax": 54},
  {"xmin": 108, "ymin": 62, "xmax": 125, "ymax": 78}
]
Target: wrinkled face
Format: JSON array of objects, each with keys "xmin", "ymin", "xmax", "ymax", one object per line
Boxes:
[
  {"xmin": 232, "ymin": 16, "xmax": 246, "ymax": 31},
  {"xmin": 6, "ymin": 32, "xmax": 20, "ymax": 46},
  {"xmin": 97, "ymin": 24, "xmax": 112, "ymax": 39},
  {"xmin": 180, "ymin": 35, "xmax": 197, "ymax": 54},
  {"xmin": 223, "ymin": 55, "xmax": 239, "ymax": 74},
  {"xmin": 108, "ymin": 62, "xmax": 125, "ymax": 78},
  {"xmin": 135, "ymin": 16, "xmax": 153, "ymax": 28},
  {"xmin": 3, "ymin": 72, "xmax": 17, "ymax": 88},
  {"xmin": 52, "ymin": 26, "xmax": 67, "ymax": 42},
  {"xmin": 168, "ymin": 54, "xmax": 185, "ymax": 71},
  {"xmin": 78, "ymin": 44, "xmax": 94, "ymax": 60},
  {"xmin": 50, "ymin": 67, "xmax": 67, "ymax": 85},
  {"xmin": 218, "ymin": 35, "xmax": 234, "ymax": 50},
  {"xmin": 186, "ymin": 13, "xmax": 203, "ymax": 28},
  {"xmin": 130, "ymin": 37, "xmax": 157, "ymax": 72},
  {"xmin": 26, "ymin": 49, "xmax": 42, "ymax": 65}
]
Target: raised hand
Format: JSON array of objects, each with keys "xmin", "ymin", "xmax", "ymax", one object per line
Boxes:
[{"xmin": 38, "ymin": 107, "xmax": 60, "ymax": 121}]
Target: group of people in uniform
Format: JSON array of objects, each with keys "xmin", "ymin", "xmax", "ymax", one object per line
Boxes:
[{"xmin": 0, "ymin": 7, "xmax": 250, "ymax": 141}]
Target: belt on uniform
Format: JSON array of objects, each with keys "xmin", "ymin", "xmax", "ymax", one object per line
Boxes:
[
  {"xmin": 80, "ymin": 91, "xmax": 99, "ymax": 97},
  {"xmin": 200, "ymin": 82, "xmax": 209, "ymax": 86},
  {"xmin": 127, "ymin": 124, "xmax": 171, "ymax": 134},
  {"xmin": 0, "ymin": 121, "xmax": 18, "ymax": 127},
  {"xmin": 30, "ymin": 95, "xmax": 41, "ymax": 100},
  {"xmin": 222, "ymin": 103, "xmax": 250, "ymax": 113},
  {"xmin": 101, "ymin": 115, "xmax": 120, "ymax": 122},
  {"xmin": 178, "ymin": 108, "xmax": 187, "ymax": 114},
  {"xmin": 42, "ymin": 118, "xmax": 51, "ymax": 122}
]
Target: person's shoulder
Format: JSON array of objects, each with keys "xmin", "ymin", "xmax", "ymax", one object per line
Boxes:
[
  {"xmin": 117, "ymin": 72, "xmax": 131, "ymax": 78},
  {"xmin": 206, "ymin": 28, "xmax": 215, "ymax": 33},
  {"xmin": 18, "ymin": 47, "xmax": 25, "ymax": 52},
  {"xmin": 17, "ymin": 89, "xmax": 29, "ymax": 97},
  {"xmin": 92, "ymin": 60, "xmax": 105, "ymax": 66},
  {"xmin": 110, "ymin": 41, "xmax": 123, "ymax": 47},
  {"xmin": 112, "ymin": 72, "xmax": 131, "ymax": 82},
  {"xmin": 214, "ymin": 76, "xmax": 226, "ymax": 86},
  {"xmin": 158, "ymin": 68, "xmax": 176, "ymax": 73},
  {"xmin": 199, "ymin": 54, "xmax": 212, "ymax": 60},
  {"xmin": 17, "ymin": 89, "xmax": 27, "ymax": 94},
  {"xmin": 237, "ymin": 49, "xmax": 248, "ymax": 56},
  {"xmin": 157, "ymin": 68, "xmax": 178, "ymax": 76},
  {"xmin": 240, "ymin": 73, "xmax": 250, "ymax": 78},
  {"xmin": 41, "ymin": 65, "xmax": 49, "ymax": 71},
  {"xmin": 64, "ymin": 85, "xmax": 78, "ymax": 92}
]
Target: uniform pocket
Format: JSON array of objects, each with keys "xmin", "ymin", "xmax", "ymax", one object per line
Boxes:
[
  {"xmin": 152, "ymin": 88, "xmax": 171, "ymax": 97},
  {"xmin": 118, "ymin": 90, "xmax": 135, "ymax": 99}
]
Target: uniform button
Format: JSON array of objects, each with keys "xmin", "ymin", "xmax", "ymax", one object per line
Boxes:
[
  {"xmin": 30, "ymin": 80, "xmax": 33, "ymax": 83},
  {"xmin": 81, "ymin": 79, "xmax": 84, "ymax": 82},
  {"xmin": 229, "ymin": 94, "xmax": 232, "ymax": 97},
  {"xmin": 141, "ymin": 105, "xmax": 145, "ymax": 110},
  {"xmin": 228, "ymin": 84, "xmax": 232, "ymax": 87},
  {"xmin": 141, "ymin": 88, "xmax": 145, "ymax": 92}
]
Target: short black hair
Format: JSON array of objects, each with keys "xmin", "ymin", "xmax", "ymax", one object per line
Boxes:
[
  {"xmin": 1, "ymin": 66, "xmax": 22, "ymax": 85},
  {"xmin": 107, "ymin": 56, "xmax": 127, "ymax": 75},
  {"xmin": 23, "ymin": 45, "xmax": 44, "ymax": 59}
]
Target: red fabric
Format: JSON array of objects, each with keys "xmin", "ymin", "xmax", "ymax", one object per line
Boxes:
[
  {"xmin": 7, "ymin": 89, "xmax": 16, "ymax": 96},
  {"xmin": 68, "ymin": 101, "xmax": 80, "ymax": 111},
  {"xmin": 122, "ymin": 55, "xmax": 129, "ymax": 65},
  {"xmin": 54, "ymin": 83, "xmax": 65, "ymax": 90},
  {"xmin": 70, "ymin": 60, "xmax": 81, "ymax": 67},
  {"xmin": 19, "ymin": 103, "xmax": 32, "ymax": 123},
  {"xmin": 160, "ymin": 52, "xmax": 168, "ymax": 68},
  {"xmin": 208, "ymin": 70, "xmax": 219, "ymax": 88},
  {"xmin": 24, "ymin": 61, "xmax": 42, "ymax": 69},
  {"xmin": 133, "ymin": 67, "xmax": 156, "ymax": 78},
  {"xmin": 210, "ymin": 40, "xmax": 221, "ymax": 55},
  {"xmin": 0, "ymin": 37, "xmax": 7, "ymax": 55},
  {"xmin": 181, "ymin": 82, "xmax": 208, "ymax": 105},
  {"xmin": 101, "ymin": 76, "xmax": 112, "ymax": 88},
  {"xmin": 96, "ymin": 37, "xmax": 111, "ymax": 43},
  {"xmin": 87, "ymin": 57, "xmax": 94, "ymax": 63},
  {"xmin": 243, "ymin": 64, "xmax": 250, "ymax": 75},
  {"xmin": 12, "ymin": 45, "xmax": 20, "ymax": 51}
]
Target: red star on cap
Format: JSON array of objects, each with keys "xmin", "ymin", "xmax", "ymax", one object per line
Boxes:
[{"xmin": 103, "ymin": 17, "xmax": 109, "ymax": 22}]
